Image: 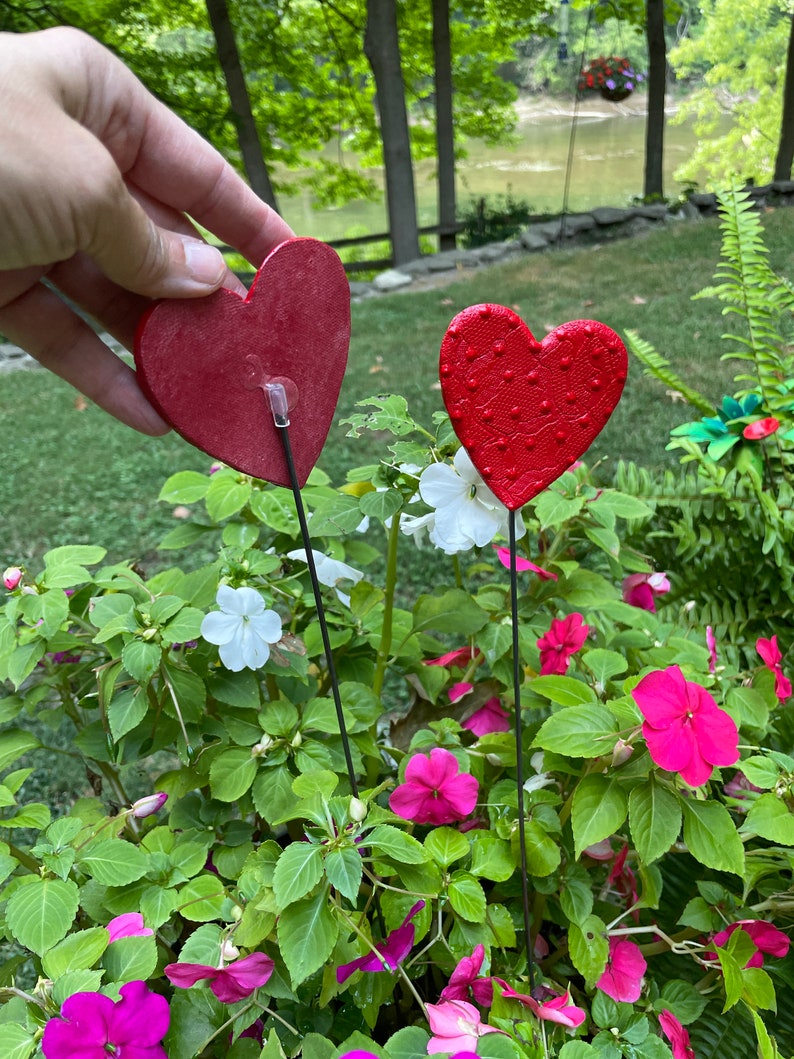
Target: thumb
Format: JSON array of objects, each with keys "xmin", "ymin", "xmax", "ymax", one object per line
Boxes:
[{"xmin": 85, "ymin": 172, "xmax": 228, "ymax": 299}]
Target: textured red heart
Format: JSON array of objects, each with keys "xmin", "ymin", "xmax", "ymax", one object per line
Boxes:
[
  {"xmin": 134, "ymin": 238, "xmax": 350, "ymax": 488},
  {"xmin": 439, "ymin": 304, "xmax": 627, "ymax": 509}
]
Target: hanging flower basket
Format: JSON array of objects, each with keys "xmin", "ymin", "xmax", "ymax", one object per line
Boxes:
[{"xmin": 578, "ymin": 55, "xmax": 644, "ymax": 102}]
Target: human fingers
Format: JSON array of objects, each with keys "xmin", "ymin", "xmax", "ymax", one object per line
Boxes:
[{"xmin": 0, "ymin": 281, "xmax": 169, "ymax": 436}]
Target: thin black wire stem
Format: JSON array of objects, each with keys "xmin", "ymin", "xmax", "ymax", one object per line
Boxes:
[
  {"xmin": 271, "ymin": 411, "xmax": 360, "ymax": 798},
  {"xmin": 509, "ymin": 510, "xmax": 534, "ymax": 989},
  {"xmin": 559, "ymin": 3, "xmax": 596, "ymax": 247}
]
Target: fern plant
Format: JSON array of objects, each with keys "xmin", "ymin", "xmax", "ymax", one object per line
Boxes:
[{"xmin": 617, "ymin": 183, "xmax": 794, "ymax": 659}]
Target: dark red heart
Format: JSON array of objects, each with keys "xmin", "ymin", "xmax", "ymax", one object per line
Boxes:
[
  {"xmin": 439, "ymin": 304, "xmax": 627, "ymax": 509},
  {"xmin": 134, "ymin": 237, "xmax": 350, "ymax": 488}
]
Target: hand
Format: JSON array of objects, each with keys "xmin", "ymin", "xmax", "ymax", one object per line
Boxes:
[{"xmin": 0, "ymin": 27, "xmax": 295, "ymax": 434}]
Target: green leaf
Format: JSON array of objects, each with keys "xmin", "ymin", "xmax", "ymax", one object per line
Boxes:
[
  {"xmin": 79, "ymin": 840, "xmax": 149, "ymax": 886},
  {"xmin": 424, "ymin": 827, "xmax": 469, "ymax": 869},
  {"xmin": 534, "ymin": 490, "xmax": 585, "ymax": 528},
  {"xmin": 629, "ymin": 778, "xmax": 682, "ymax": 864},
  {"xmin": 384, "ymin": 1025, "xmax": 431, "ymax": 1059},
  {"xmin": 530, "ymin": 676, "xmax": 597, "ymax": 706},
  {"xmin": 209, "ymin": 747, "xmax": 258, "ymax": 802},
  {"xmin": 42, "ymin": 927, "xmax": 109, "ymax": 978},
  {"xmin": 3, "ymin": 802, "xmax": 50, "ymax": 830},
  {"xmin": 0, "ymin": 1024, "xmax": 36, "ymax": 1059},
  {"xmin": 366, "ymin": 825, "xmax": 427, "ymax": 864},
  {"xmin": 559, "ymin": 1044, "xmax": 600, "ymax": 1059},
  {"xmin": 571, "ymin": 774, "xmax": 628, "ymax": 858},
  {"xmin": 343, "ymin": 394, "xmax": 420, "ymax": 438},
  {"xmin": 533, "ymin": 703, "xmax": 618, "ymax": 757},
  {"xmin": 568, "ymin": 914, "xmax": 608, "ymax": 983},
  {"xmin": 560, "ymin": 875, "xmax": 594, "ymax": 926},
  {"xmin": 725, "ymin": 687, "xmax": 769, "ymax": 730},
  {"xmin": 682, "ymin": 800, "xmax": 745, "ymax": 875},
  {"xmin": 159, "ymin": 471, "xmax": 210, "ymax": 504},
  {"xmin": 521, "ymin": 819, "xmax": 562, "ymax": 877},
  {"xmin": 277, "ymin": 886, "xmax": 338, "ymax": 986},
  {"xmin": 741, "ymin": 967, "xmax": 776, "ymax": 1012},
  {"xmin": 657, "ymin": 979, "xmax": 708, "ymax": 1024},
  {"xmin": 5, "ymin": 877, "xmax": 79, "ymax": 955},
  {"xmin": 107, "ymin": 688, "xmax": 149, "ymax": 741},
  {"xmin": 205, "ymin": 471, "xmax": 252, "ymax": 522},
  {"xmin": 583, "ymin": 649, "xmax": 628, "ymax": 685},
  {"xmin": 121, "ymin": 640, "xmax": 161, "ymax": 685},
  {"xmin": 272, "ymin": 842, "xmax": 324, "ymax": 910},
  {"xmin": 717, "ymin": 944, "xmax": 745, "ymax": 1011},
  {"xmin": 741, "ymin": 792, "xmax": 794, "ymax": 845},
  {"xmin": 324, "ymin": 846, "xmax": 363, "ymax": 903},
  {"xmin": 738, "ymin": 757, "xmax": 779, "ymax": 790},
  {"xmin": 468, "ymin": 832, "xmax": 515, "ymax": 882},
  {"xmin": 140, "ymin": 885, "xmax": 180, "ymax": 929},
  {"xmin": 447, "ymin": 870, "xmax": 486, "ymax": 921},
  {"xmin": 0, "ymin": 729, "xmax": 40, "ymax": 771},
  {"xmin": 102, "ymin": 934, "xmax": 158, "ymax": 984},
  {"xmin": 359, "ymin": 488, "xmax": 402, "ymax": 522},
  {"xmin": 412, "ymin": 589, "xmax": 489, "ymax": 636},
  {"xmin": 178, "ymin": 874, "xmax": 227, "ymax": 922}
]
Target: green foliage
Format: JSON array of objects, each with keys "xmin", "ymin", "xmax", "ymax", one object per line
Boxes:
[{"xmin": 458, "ymin": 190, "xmax": 534, "ymax": 248}]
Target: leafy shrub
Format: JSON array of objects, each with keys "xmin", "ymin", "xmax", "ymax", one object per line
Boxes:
[{"xmin": 458, "ymin": 190, "xmax": 533, "ymax": 248}]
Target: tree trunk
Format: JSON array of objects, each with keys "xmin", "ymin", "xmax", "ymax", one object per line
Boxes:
[
  {"xmin": 205, "ymin": 0, "xmax": 280, "ymax": 213},
  {"xmin": 364, "ymin": 0, "xmax": 421, "ymax": 266},
  {"xmin": 774, "ymin": 14, "xmax": 794, "ymax": 181},
  {"xmin": 644, "ymin": 0, "xmax": 666, "ymax": 201},
  {"xmin": 433, "ymin": 0, "xmax": 456, "ymax": 252}
]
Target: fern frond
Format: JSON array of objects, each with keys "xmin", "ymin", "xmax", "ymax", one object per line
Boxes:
[{"xmin": 623, "ymin": 330, "xmax": 714, "ymax": 414}]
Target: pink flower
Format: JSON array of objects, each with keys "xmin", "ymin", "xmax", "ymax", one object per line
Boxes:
[
  {"xmin": 106, "ymin": 913, "xmax": 153, "ymax": 944},
  {"xmin": 130, "ymin": 792, "xmax": 168, "ymax": 819},
  {"xmin": 493, "ymin": 545, "xmax": 557, "ymax": 580},
  {"xmin": 536, "ymin": 613, "xmax": 589, "ymax": 675},
  {"xmin": 596, "ymin": 938, "xmax": 646, "ymax": 1003},
  {"xmin": 723, "ymin": 770, "xmax": 762, "ymax": 809},
  {"xmin": 2, "ymin": 566, "xmax": 22, "ymax": 590},
  {"xmin": 584, "ymin": 840, "xmax": 614, "ymax": 861},
  {"xmin": 711, "ymin": 920, "xmax": 790, "ymax": 968},
  {"xmin": 622, "ymin": 572, "xmax": 670, "ymax": 612},
  {"xmin": 449, "ymin": 682, "xmax": 473, "ymax": 704},
  {"xmin": 461, "ymin": 697, "xmax": 511, "ymax": 737},
  {"xmin": 632, "ymin": 665, "xmax": 739, "ymax": 787},
  {"xmin": 426, "ymin": 1000, "xmax": 504, "ymax": 1054},
  {"xmin": 743, "ymin": 417, "xmax": 780, "ymax": 440},
  {"xmin": 495, "ymin": 981, "xmax": 586, "ymax": 1028},
  {"xmin": 337, "ymin": 901, "xmax": 424, "ymax": 983},
  {"xmin": 339, "ymin": 1053, "xmax": 379, "ymax": 1059},
  {"xmin": 658, "ymin": 1009, "xmax": 696, "ymax": 1059},
  {"xmin": 165, "ymin": 951, "xmax": 273, "ymax": 1003},
  {"xmin": 42, "ymin": 980, "xmax": 169, "ymax": 1059},
  {"xmin": 389, "ymin": 747, "xmax": 478, "ymax": 826},
  {"xmin": 706, "ymin": 625, "xmax": 718, "ymax": 674},
  {"xmin": 757, "ymin": 636, "xmax": 792, "ymax": 701},
  {"xmin": 440, "ymin": 944, "xmax": 494, "ymax": 1006},
  {"xmin": 424, "ymin": 646, "xmax": 482, "ymax": 668}
]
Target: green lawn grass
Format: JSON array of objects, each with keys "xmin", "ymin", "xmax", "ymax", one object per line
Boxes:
[{"xmin": 4, "ymin": 207, "xmax": 794, "ymax": 573}]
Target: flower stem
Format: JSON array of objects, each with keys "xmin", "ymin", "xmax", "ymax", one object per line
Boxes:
[{"xmin": 373, "ymin": 511, "xmax": 402, "ymax": 698}]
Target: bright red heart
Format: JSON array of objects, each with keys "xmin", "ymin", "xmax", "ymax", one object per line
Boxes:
[
  {"xmin": 134, "ymin": 237, "xmax": 350, "ymax": 488},
  {"xmin": 439, "ymin": 304, "xmax": 627, "ymax": 509}
]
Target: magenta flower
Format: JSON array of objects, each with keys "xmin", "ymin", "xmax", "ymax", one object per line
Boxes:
[
  {"xmin": 711, "ymin": 920, "xmax": 790, "ymax": 967},
  {"xmin": 536, "ymin": 613, "xmax": 589, "ymax": 675},
  {"xmin": 389, "ymin": 748, "xmax": 478, "ymax": 826},
  {"xmin": 706, "ymin": 625, "xmax": 718, "ymax": 674},
  {"xmin": 449, "ymin": 681, "xmax": 473, "ymax": 704},
  {"xmin": 658, "ymin": 1009, "xmax": 696, "ymax": 1059},
  {"xmin": 493, "ymin": 545, "xmax": 557, "ymax": 580},
  {"xmin": 632, "ymin": 665, "xmax": 739, "ymax": 787},
  {"xmin": 743, "ymin": 417, "xmax": 780, "ymax": 440},
  {"xmin": 2, "ymin": 566, "xmax": 23, "ymax": 590},
  {"xmin": 339, "ymin": 1053, "xmax": 379, "ymax": 1059},
  {"xmin": 622, "ymin": 572, "xmax": 670, "ymax": 612},
  {"xmin": 426, "ymin": 999, "xmax": 504, "ymax": 1054},
  {"xmin": 337, "ymin": 901, "xmax": 424, "ymax": 983},
  {"xmin": 165, "ymin": 951, "xmax": 273, "ymax": 1003},
  {"xmin": 495, "ymin": 980, "xmax": 586, "ymax": 1027},
  {"xmin": 461, "ymin": 697, "xmax": 511, "ymax": 737},
  {"xmin": 106, "ymin": 913, "xmax": 153, "ymax": 944},
  {"xmin": 440, "ymin": 944, "xmax": 494, "ymax": 1006},
  {"xmin": 42, "ymin": 980, "xmax": 169, "ymax": 1059},
  {"xmin": 130, "ymin": 792, "xmax": 168, "ymax": 819},
  {"xmin": 596, "ymin": 938, "xmax": 646, "ymax": 1003},
  {"xmin": 424, "ymin": 646, "xmax": 482, "ymax": 668},
  {"xmin": 756, "ymin": 635, "xmax": 792, "ymax": 701}
]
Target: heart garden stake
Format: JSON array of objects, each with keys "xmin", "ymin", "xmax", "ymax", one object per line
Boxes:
[
  {"xmin": 439, "ymin": 303, "xmax": 628, "ymax": 984},
  {"xmin": 135, "ymin": 237, "xmax": 359, "ymax": 794}
]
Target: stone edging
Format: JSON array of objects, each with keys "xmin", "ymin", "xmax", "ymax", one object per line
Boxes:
[{"xmin": 353, "ymin": 180, "xmax": 794, "ymax": 300}]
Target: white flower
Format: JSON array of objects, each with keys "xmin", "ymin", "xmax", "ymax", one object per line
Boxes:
[
  {"xmin": 286, "ymin": 549, "xmax": 364, "ymax": 606},
  {"xmin": 201, "ymin": 585, "xmax": 282, "ymax": 672},
  {"xmin": 410, "ymin": 448, "xmax": 525, "ymax": 555}
]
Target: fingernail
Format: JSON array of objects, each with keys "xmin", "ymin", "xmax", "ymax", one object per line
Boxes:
[{"xmin": 184, "ymin": 241, "xmax": 226, "ymax": 287}]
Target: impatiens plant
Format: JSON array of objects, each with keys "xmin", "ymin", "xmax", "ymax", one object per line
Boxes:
[{"xmin": 4, "ymin": 207, "xmax": 794, "ymax": 1057}]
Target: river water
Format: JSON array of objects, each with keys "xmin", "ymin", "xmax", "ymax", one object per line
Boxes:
[{"xmin": 279, "ymin": 94, "xmax": 714, "ymax": 243}]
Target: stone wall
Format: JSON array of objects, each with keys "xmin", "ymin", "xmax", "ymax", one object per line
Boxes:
[{"xmin": 356, "ymin": 180, "xmax": 794, "ymax": 300}]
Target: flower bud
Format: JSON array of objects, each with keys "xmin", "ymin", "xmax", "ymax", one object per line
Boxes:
[
  {"xmin": 130, "ymin": 792, "xmax": 168, "ymax": 819},
  {"xmin": 251, "ymin": 736, "xmax": 274, "ymax": 758},
  {"xmin": 611, "ymin": 739, "xmax": 634, "ymax": 767},
  {"xmin": 290, "ymin": 731, "xmax": 303, "ymax": 748},
  {"xmin": 221, "ymin": 939, "xmax": 240, "ymax": 962},
  {"xmin": 349, "ymin": 797, "xmax": 368, "ymax": 823},
  {"xmin": 2, "ymin": 566, "xmax": 23, "ymax": 590}
]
